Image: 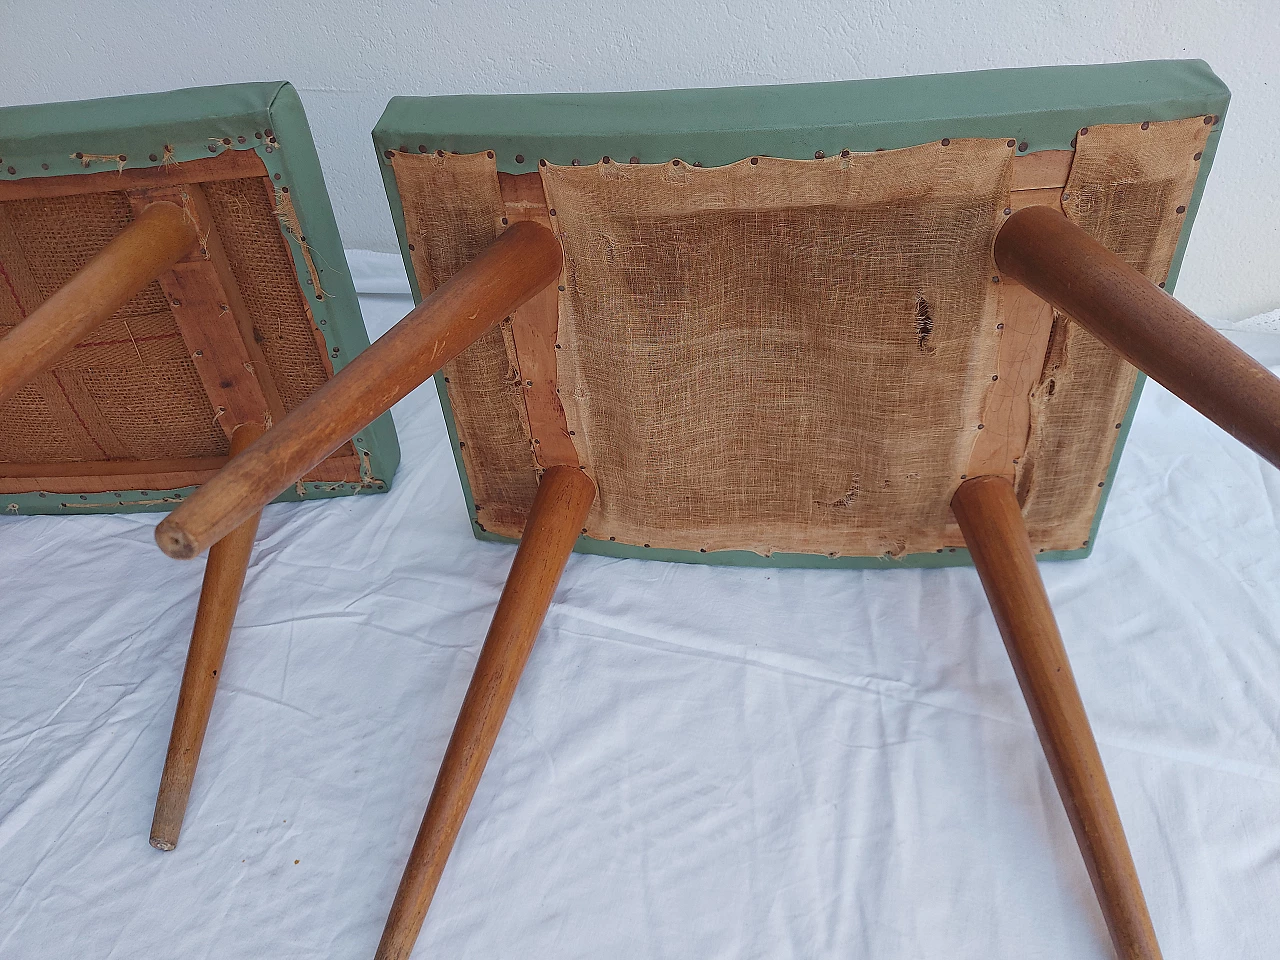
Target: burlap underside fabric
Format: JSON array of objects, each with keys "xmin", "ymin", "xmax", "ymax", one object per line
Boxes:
[
  {"xmin": 545, "ymin": 145, "xmax": 1011, "ymax": 556},
  {"xmin": 393, "ymin": 123, "xmax": 1210, "ymax": 558},
  {"xmin": 0, "ymin": 175, "xmax": 336, "ymax": 472},
  {"xmin": 0, "ymin": 191, "xmax": 225, "ymax": 462},
  {"xmin": 1018, "ymin": 117, "xmax": 1214, "ymax": 550},
  {"xmin": 391, "ymin": 151, "xmax": 539, "ymax": 535}
]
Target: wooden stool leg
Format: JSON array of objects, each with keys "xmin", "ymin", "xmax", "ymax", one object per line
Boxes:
[
  {"xmin": 952, "ymin": 476, "xmax": 1161, "ymax": 960},
  {"xmin": 995, "ymin": 205, "xmax": 1280, "ymax": 470},
  {"xmin": 374, "ymin": 465, "xmax": 596, "ymax": 960},
  {"xmin": 155, "ymin": 221, "xmax": 563, "ymax": 560},
  {"xmin": 150, "ymin": 421, "xmax": 266, "ymax": 851},
  {"xmin": 0, "ymin": 201, "xmax": 198, "ymax": 404}
]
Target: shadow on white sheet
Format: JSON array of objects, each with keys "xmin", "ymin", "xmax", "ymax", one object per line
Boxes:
[{"xmin": 1, "ymin": 290, "xmax": 1277, "ymax": 960}]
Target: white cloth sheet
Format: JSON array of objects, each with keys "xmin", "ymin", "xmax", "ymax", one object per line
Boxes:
[{"xmin": 2, "ymin": 274, "xmax": 1278, "ymax": 959}]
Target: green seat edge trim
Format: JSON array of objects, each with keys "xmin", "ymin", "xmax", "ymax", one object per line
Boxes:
[
  {"xmin": 373, "ymin": 59, "xmax": 1227, "ymax": 169},
  {"xmin": 0, "ymin": 82, "xmax": 401, "ymax": 517},
  {"xmin": 371, "ymin": 59, "xmax": 1228, "ymax": 570}
]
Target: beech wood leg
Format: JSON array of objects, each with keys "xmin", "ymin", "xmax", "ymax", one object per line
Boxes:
[
  {"xmin": 155, "ymin": 221, "xmax": 564, "ymax": 560},
  {"xmin": 374, "ymin": 465, "xmax": 596, "ymax": 960},
  {"xmin": 0, "ymin": 201, "xmax": 199, "ymax": 404},
  {"xmin": 952, "ymin": 476, "xmax": 1160, "ymax": 960},
  {"xmin": 150, "ymin": 421, "xmax": 266, "ymax": 851},
  {"xmin": 996, "ymin": 205, "xmax": 1280, "ymax": 470}
]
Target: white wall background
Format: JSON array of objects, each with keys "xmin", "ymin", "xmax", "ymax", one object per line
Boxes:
[{"xmin": 2, "ymin": 0, "xmax": 1277, "ymax": 321}]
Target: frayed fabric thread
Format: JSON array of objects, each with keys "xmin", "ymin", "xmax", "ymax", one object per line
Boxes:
[
  {"xmin": 72, "ymin": 153, "xmax": 126, "ymax": 172},
  {"xmin": 273, "ymin": 186, "xmax": 329, "ymax": 300}
]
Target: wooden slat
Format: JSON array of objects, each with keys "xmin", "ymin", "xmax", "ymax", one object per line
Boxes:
[
  {"xmin": 497, "ymin": 172, "xmax": 576, "ymax": 469},
  {"xmin": 1009, "ymin": 150, "xmax": 1074, "ymax": 192},
  {"xmin": 1011, "ymin": 187, "xmax": 1066, "ymax": 213},
  {"xmin": 0, "ymin": 449, "xmax": 360, "ymax": 495},
  {"xmin": 128, "ymin": 184, "xmax": 279, "ymax": 438},
  {"xmin": 0, "ymin": 150, "xmax": 268, "ymax": 201},
  {"xmin": 182, "ymin": 183, "xmax": 287, "ymax": 423},
  {"xmin": 0, "ymin": 460, "xmax": 224, "ymax": 494},
  {"xmin": 0, "ymin": 456, "xmax": 227, "ymax": 479},
  {"xmin": 149, "ymin": 267, "xmax": 269, "ymax": 437},
  {"xmin": 961, "ymin": 148, "xmax": 1074, "ymax": 483},
  {"xmin": 965, "ymin": 281, "xmax": 1057, "ymax": 481}
]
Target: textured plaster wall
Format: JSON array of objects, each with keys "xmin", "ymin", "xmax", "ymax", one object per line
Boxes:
[{"xmin": 2, "ymin": 0, "xmax": 1276, "ymax": 320}]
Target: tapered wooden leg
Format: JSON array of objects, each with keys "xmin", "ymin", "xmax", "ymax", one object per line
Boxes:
[
  {"xmin": 996, "ymin": 204, "xmax": 1280, "ymax": 470},
  {"xmin": 952, "ymin": 476, "xmax": 1160, "ymax": 960},
  {"xmin": 374, "ymin": 465, "xmax": 596, "ymax": 960},
  {"xmin": 155, "ymin": 221, "xmax": 564, "ymax": 560},
  {"xmin": 0, "ymin": 201, "xmax": 198, "ymax": 404},
  {"xmin": 150, "ymin": 421, "xmax": 266, "ymax": 851}
]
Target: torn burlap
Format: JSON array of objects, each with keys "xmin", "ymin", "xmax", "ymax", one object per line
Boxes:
[
  {"xmin": 544, "ymin": 144, "xmax": 1012, "ymax": 556},
  {"xmin": 1018, "ymin": 116, "xmax": 1214, "ymax": 549},
  {"xmin": 390, "ymin": 151, "xmax": 538, "ymax": 536}
]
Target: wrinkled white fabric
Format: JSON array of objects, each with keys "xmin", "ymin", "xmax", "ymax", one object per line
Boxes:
[{"xmin": 1, "ymin": 275, "xmax": 1277, "ymax": 960}]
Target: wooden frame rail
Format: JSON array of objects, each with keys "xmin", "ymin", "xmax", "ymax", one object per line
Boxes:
[
  {"xmin": 155, "ymin": 220, "xmax": 564, "ymax": 559},
  {"xmin": 995, "ymin": 205, "xmax": 1280, "ymax": 470}
]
